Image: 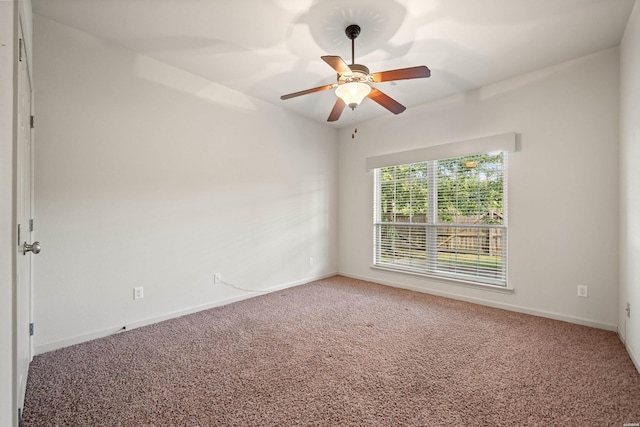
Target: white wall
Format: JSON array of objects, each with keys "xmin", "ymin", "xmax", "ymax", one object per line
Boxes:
[
  {"xmin": 620, "ymin": 1, "xmax": 640, "ymax": 370},
  {"xmin": 33, "ymin": 16, "xmax": 338, "ymax": 353},
  {"xmin": 338, "ymin": 47, "xmax": 620, "ymax": 330}
]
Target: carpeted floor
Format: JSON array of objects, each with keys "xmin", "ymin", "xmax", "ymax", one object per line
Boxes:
[{"xmin": 23, "ymin": 276, "xmax": 640, "ymax": 426}]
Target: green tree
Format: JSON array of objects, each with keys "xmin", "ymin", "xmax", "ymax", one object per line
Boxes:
[
  {"xmin": 437, "ymin": 154, "xmax": 503, "ymax": 224},
  {"xmin": 380, "ymin": 163, "xmax": 429, "ymax": 222}
]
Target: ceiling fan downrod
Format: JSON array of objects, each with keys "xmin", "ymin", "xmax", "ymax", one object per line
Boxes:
[{"xmin": 345, "ymin": 24, "xmax": 360, "ymax": 65}]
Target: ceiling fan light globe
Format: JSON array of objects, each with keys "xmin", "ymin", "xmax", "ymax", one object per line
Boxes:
[{"xmin": 335, "ymin": 82, "xmax": 371, "ymax": 109}]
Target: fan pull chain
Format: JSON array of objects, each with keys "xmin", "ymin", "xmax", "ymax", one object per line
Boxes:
[{"xmin": 351, "ymin": 106, "xmax": 359, "ymax": 139}]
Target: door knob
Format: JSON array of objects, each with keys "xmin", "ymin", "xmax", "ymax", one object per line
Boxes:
[{"xmin": 23, "ymin": 241, "xmax": 41, "ymax": 255}]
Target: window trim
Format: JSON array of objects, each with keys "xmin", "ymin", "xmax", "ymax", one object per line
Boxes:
[
  {"xmin": 365, "ymin": 132, "xmax": 516, "ymax": 171},
  {"xmin": 371, "ymin": 135, "xmax": 515, "ymax": 289}
]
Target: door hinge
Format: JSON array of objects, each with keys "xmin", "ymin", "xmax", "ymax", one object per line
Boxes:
[
  {"xmin": 626, "ymin": 303, "xmax": 631, "ymax": 318},
  {"xmin": 19, "ymin": 38, "xmax": 23, "ymax": 62},
  {"xmin": 17, "ymin": 224, "xmax": 21, "ymax": 247},
  {"xmin": 29, "ymin": 219, "xmax": 34, "ymax": 232},
  {"xmin": 30, "ymin": 115, "xmax": 34, "ymax": 129},
  {"xmin": 29, "ymin": 323, "xmax": 34, "ymax": 336}
]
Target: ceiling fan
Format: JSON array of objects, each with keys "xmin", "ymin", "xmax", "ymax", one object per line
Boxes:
[{"xmin": 280, "ymin": 24, "xmax": 431, "ymax": 122}]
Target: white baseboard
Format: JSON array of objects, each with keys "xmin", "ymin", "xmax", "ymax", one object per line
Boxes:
[
  {"xmin": 34, "ymin": 272, "xmax": 337, "ymax": 355},
  {"xmin": 627, "ymin": 341, "xmax": 640, "ymax": 374},
  {"xmin": 340, "ymin": 272, "xmax": 618, "ymax": 332},
  {"xmin": 35, "ymin": 271, "xmax": 626, "ymax": 357}
]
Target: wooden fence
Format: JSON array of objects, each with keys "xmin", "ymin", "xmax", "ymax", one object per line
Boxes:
[{"xmin": 390, "ymin": 214, "xmax": 504, "ymax": 256}]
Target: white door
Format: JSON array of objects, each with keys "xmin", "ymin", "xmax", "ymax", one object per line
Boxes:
[{"xmin": 16, "ymin": 20, "xmax": 36, "ymax": 415}]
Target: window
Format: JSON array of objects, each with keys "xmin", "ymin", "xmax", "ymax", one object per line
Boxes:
[{"xmin": 373, "ymin": 152, "xmax": 507, "ymax": 286}]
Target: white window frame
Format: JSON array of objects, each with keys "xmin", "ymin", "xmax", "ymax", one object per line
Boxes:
[{"xmin": 368, "ymin": 133, "xmax": 516, "ymax": 289}]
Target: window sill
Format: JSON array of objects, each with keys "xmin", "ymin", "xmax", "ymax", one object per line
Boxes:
[{"xmin": 370, "ymin": 264, "xmax": 515, "ymax": 294}]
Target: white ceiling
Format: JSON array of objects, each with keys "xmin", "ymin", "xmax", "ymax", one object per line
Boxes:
[{"xmin": 32, "ymin": 0, "xmax": 635, "ymax": 128}]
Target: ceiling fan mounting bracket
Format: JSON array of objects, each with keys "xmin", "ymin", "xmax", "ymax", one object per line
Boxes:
[{"xmin": 345, "ymin": 24, "xmax": 361, "ymax": 40}]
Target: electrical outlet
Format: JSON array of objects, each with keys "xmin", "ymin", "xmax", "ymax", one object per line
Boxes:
[
  {"xmin": 577, "ymin": 285, "xmax": 588, "ymax": 298},
  {"xmin": 134, "ymin": 287, "xmax": 143, "ymax": 300},
  {"xmin": 214, "ymin": 273, "xmax": 222, "ymax": 284}
]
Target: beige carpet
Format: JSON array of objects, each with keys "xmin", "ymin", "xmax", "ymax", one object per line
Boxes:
[{"xmin": 23, "ymin": 276, "xmax": 640, "ymax": 426}]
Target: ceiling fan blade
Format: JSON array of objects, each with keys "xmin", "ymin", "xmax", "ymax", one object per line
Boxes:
[
  {"xmin": 321, "ymin": 56, "xmax": 352, "ymax": 75},
  {"xmin": 367, "ymin": 88, "xmax": 406, "ymax": 114},
  {"xmin": 371, "ymin": 65, "xmax": 431, "ymax": 82},
  {"xmin": 327, "ymin": 98, "xmax": 346, "ymax": 122},
  {"xmin": 280, "ymin": 84, "xmax": 336, "ymax": 100}
]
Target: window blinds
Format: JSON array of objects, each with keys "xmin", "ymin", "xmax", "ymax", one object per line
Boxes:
[{"xmin": 372, "ymin": 135, "xmax": 513, "ymax": 287}]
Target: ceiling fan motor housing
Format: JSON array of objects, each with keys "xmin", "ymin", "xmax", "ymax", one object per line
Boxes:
[
  {"xmin": 348, "ymin": 63, "xmax": 369, "ymax": 75},
  {"xmin": 339, "ymin": 63, "xmax": 371, "ymax": 85}
]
